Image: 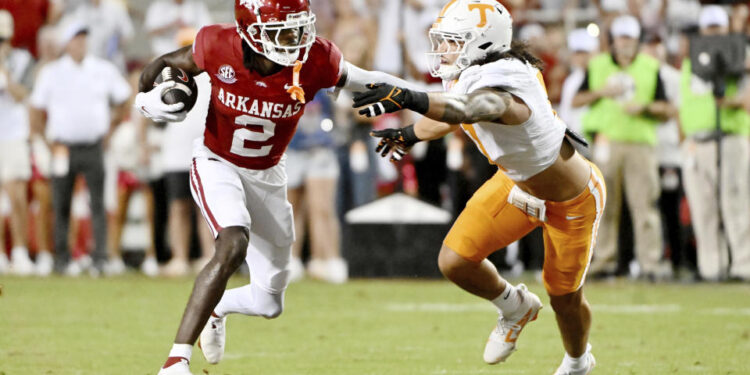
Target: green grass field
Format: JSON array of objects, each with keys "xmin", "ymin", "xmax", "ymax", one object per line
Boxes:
[{"xmin": 1, "ymin": 275, "xmax": 749, "ymax": 375}]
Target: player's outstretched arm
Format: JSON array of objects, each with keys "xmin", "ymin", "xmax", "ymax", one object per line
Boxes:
[
  {"xmin": 370, "ymin": 117, "xmax": 457, "ymax": 162},
  {"xmin": 352, "ymin": 82, "xmax": 529, "ymax": 125},
  {"xmin": 338, "ymin": 62, "xmax": 424, "ymax": 92},
  {"xmin": 135, "ymin": 46, "xmax": 203, "ymax": 122}
]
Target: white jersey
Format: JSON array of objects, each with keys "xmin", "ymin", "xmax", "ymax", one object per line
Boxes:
[{"xmin": 446, "ymin": 58, "xmax": 566, "ymax": 181}]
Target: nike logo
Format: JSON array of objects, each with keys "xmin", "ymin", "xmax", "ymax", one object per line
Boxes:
[
  {"xmin": 177, "ymin": 69, "xmax": 189, "ymax": 83},
  {"xmin": 565, "ymin": 215, "xmax": 584, "ymax": 221},
  {"xmin": 503, "ymin": 289, "xmax": 512, "ymax": 300}
]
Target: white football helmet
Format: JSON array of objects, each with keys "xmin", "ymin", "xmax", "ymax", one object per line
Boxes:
[{"xmin": 427, "ymin": 0, "xmax": 513, "ymax": 80}]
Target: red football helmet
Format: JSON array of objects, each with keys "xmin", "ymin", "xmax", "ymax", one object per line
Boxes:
[{"xmin": 235, "ymin": 0, "xmax": 317, "ymax": 66}]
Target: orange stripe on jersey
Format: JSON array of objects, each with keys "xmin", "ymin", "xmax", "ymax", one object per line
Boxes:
[
  {"xmin": 461, "ymin": 123, "xmax": 506, "ymax": 171},
  {"xmin": 536, "ymin": 71, "xmax": 547, "ymax": 93},
  {"xmin": 536, "ymin": 71, "xmax": 558, "ymax": 117}
]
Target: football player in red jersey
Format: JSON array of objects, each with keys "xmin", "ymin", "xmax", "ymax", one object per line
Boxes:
[{"xmin": 135, "ymin": 1, "xmax": 419, "ymax": 374}]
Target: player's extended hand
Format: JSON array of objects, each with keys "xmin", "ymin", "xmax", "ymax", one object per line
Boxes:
[
  {"xmin": 353, "ymin": 83, "xmax": 428, "ymax": 117},
  {"xmin": 135, "ymin": 81, "xmax": 187, "ymax": 122},
  {"xmin": 370, "ymin": 125, "xmax": 421, "ymax": 162}
]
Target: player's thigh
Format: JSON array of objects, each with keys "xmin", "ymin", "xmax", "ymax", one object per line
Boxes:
[
  {"xmin": 444, "ymin": 170, "xmax": 537, "ymax": 262},
  {"xmin": 189, "ymin": 157, "xmax": 251, "ymax": 238},
  {"xmin": 241, "ymin": 159, "xmax": 295, "ymax": 249},
  {"xmin": 542, "ymin": 165, "xmax": 606, "ymax": 296}
]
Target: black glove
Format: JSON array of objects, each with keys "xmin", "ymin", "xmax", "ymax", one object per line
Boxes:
[
  {"xmin": 370, "ymin": 124, "xmax": 421, "ymax": 162},
  {"xmin": 353, "ymin": 83, "xmax": 429, "ymax": 117}
]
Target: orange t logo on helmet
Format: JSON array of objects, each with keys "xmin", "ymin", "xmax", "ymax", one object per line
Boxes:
[{"xmin": 468, "ymin": 4, "xmax": 494, "ymax": 27}]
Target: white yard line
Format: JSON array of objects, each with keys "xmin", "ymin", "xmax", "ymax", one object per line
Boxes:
[{"xmin": 385, "ymin": 303, "xmax": 750, "ymax": 316}]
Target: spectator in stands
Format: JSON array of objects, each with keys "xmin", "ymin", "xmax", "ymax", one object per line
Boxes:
[
  {"xmin": 64, "ymin": 0, "xmax": 134, "ymax": 72},
  {"xmin": 104, "ymin": 69, "xmax": 160, "ymax": 277},
  {"xmin": 143, "ymin": 0, "xmax": 211, "ymax": 57},
  {"xmin": 559, "ymin": 28, "xmax": 599, "ymax": 138},
  {"xmin": 29, "ymin": 20, "xmax": 131, "ymax": 275},
  {"xmin": 679, "ymin": 6, "xmax": 750, "ymax": 281},
  {"xmin": 0, "ymin": 10, "xmax": 36, "ymax": 275},
  {"xmin": 26, "ymin": 21, "xmax": 58, "ymax": 277},
  {"xmin": 160, "ymin": 66, "xmax": 215, "ymax": 278},
  {"xmin": 0, "ymin": 0, "xmax": 60, "ymax": 59},
  {"xmin": 574, "ymin": 15, "xmax": 674, "ymax": 279},
  {"xmin": 287, "ymin": 92, "xmax": 348, "ymax": 284},
  {"xmin": 331, "ymin": 3, "xmax": 378, "ymax": 215},
  {"xmin": 641, "ymin": 32, "xmax": 691, "ymax": 279}
]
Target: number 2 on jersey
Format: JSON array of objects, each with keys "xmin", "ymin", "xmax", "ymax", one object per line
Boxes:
[{"xmin": 230, "ymin": 115, "xmax": 277, "ymax": 157}]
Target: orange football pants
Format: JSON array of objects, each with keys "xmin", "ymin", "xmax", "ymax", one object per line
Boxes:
[{"xmin": 444, "ymin": 163, "xmax": 606, "ymax": 296}]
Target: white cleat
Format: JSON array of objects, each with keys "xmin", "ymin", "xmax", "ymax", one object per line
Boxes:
[
  {"xmin": 35, "ymin": 251, "xmax": 54, "ymax": 277},
  {"xmin": 483, "ymin": 283, "xmax": 543, "ymax": 364},
  {"xmin": 198, "ymin": 315, "xmax": 226, "ymax": 364},
  {"xmin": 157, "ymin": 358, "xmax": 192, "ymax": 375},
  {"xmin": 10, "ymin": 248, "xmax": 35, "ymax": 276},
  {"xmin": 554, "ymin": 345, "xmax": 596, "ymax": 375}
]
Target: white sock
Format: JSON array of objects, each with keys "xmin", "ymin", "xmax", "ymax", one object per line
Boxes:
[
  {"xmin": 168, "ymin": 343, "xmax": 193, "ymax": 360},
  {"xmin": 562, "ymin": 344, "xmax": 591, "ymax": 370},
  {"xmin": 214, "ymin": 283, "xmax": 284, "ymax": 319},
  {"xmin": 490, "ymin": 282, "xmax": 523, "ymax": 318}
]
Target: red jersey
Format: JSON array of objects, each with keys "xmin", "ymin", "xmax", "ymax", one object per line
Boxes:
[{"xmin": 192, "ymin": 24, "xmax": 343, "ymax": 170}]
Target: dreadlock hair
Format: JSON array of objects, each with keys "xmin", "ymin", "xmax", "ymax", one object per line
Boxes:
[{"xmin": 476, "ymin": 40, "xmax": 545, "ymax": 71}]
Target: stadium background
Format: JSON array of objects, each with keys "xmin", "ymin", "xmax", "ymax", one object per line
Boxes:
[{"xmin": 1, "ymin": 0, "xmax": 750, "ymax": 374}]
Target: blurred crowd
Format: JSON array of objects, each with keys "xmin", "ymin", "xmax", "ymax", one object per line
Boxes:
[{"xmin": 1, "ymin": 0, "xmax": 750, "ymax": 283}]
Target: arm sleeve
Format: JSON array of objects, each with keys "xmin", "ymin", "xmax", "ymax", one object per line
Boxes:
[
  {"xmin": 192, "ymin": 26, "xmax": 209, "ymax": 71},
  {"xmin": 29, "ymin": 67, "xmax": 51, "ymax": 109},
  {"xmin": 654, "ymin": 71, "xmax": 667, "ymax": 101},
  {"xmin": 343, "ymin": 62, "xmax": 425, "ymax": 92}
]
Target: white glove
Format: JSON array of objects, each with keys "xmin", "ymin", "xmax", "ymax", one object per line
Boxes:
[{"xmin": 134, "ymin": 81, "xmax": 187, "ymax": 122}]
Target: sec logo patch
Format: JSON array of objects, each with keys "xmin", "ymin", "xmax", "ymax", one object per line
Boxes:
[{"xmin": 216, "ymin": 64, "xmax": 237, "ymax": 84}]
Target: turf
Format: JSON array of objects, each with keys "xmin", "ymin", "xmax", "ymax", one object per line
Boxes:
[{"xmin": 0, "ymin": 275, "xmax": 749, "ymax": 375}]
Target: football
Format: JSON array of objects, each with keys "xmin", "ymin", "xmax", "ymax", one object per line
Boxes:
[{"xmin": 153, "ymin": 66, "xmax": 198, "ymax": 114}]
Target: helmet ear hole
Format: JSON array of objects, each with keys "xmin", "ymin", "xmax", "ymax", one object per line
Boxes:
[{"xmin": 478, "ymin": 42, "xmax": 492, "ymax": 50}]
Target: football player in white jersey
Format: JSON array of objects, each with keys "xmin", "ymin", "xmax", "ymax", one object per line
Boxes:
[{"xmin": 353, "ymin": 1, "xmax": 604, "ymax": 374}]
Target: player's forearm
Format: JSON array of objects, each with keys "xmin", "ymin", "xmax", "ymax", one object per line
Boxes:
[
  {"xmin": 341, "ymin": 62, "xmax": 423, "ymax": 92},
  {"xmin": 139, "ymin": 57, "xmax": 168, "ymax": 92},
  {"xmin": 414, "ymin": 117, "xmax": 457, "ymax": 141},
  {"xmin": 424, "ymin": 90, "xmax": 511, "ymax": 124},
  {"xmin": 139, "ymin": 46, "xmax": 200, "ymax": 92}
]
